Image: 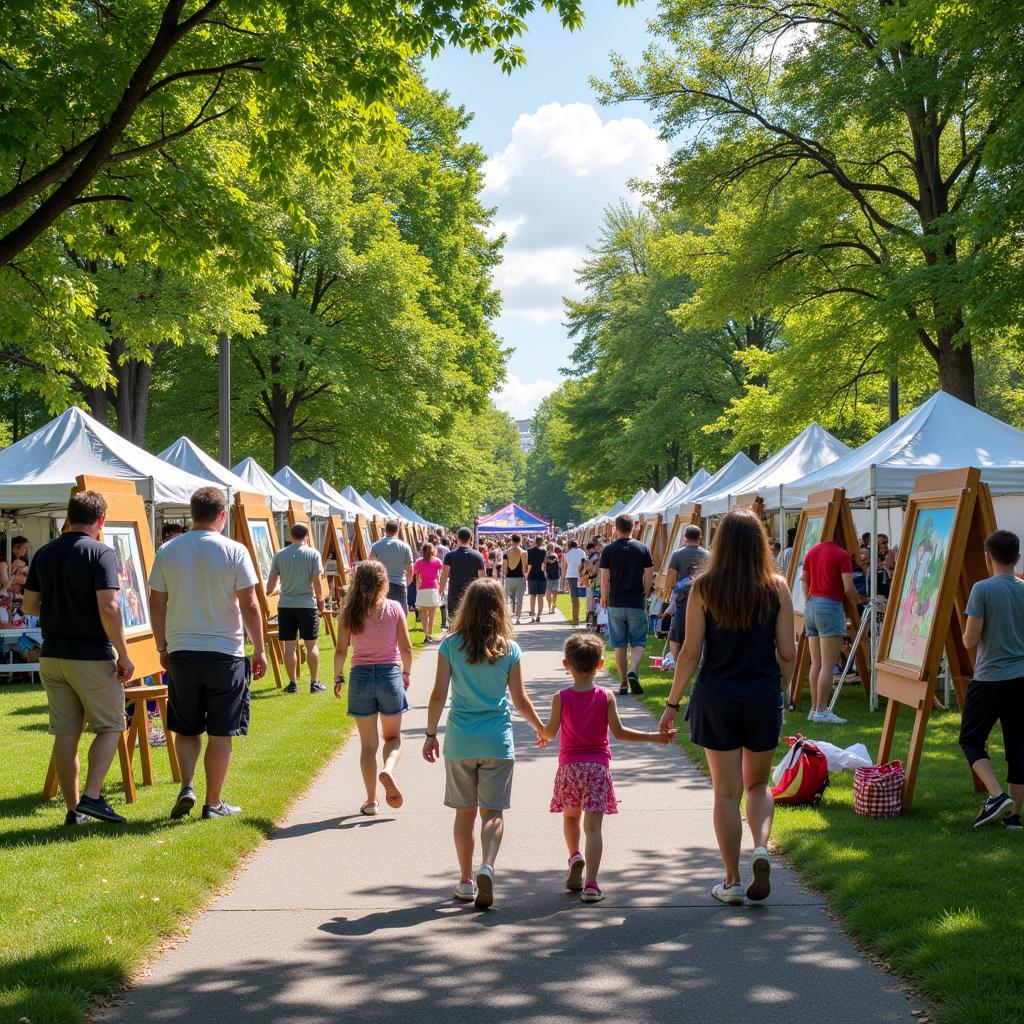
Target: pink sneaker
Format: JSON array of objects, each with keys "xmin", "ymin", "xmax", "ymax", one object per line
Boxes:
[
  {"xmin": 564, "ymin": 853, "xmax": 585, "ymax": 891},
  {"xmin": 581, "ymin": 882, "xmax": 605, "ymax": 903}
]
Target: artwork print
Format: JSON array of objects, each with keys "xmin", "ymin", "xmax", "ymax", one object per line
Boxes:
[
  {"xmin": 337, "ymin": 529, "xmax": 350, "ymax": 570},
  {"xmin": 104, "ymin": 524, "xmax": 150, "ymax": 635},
  {"xmin": 248, "ymin": 520, "xmax": 276, "ymax": 585},
  {"xmin": 792, "ymin": 515, "xmax": 825, "ymax": 616},
  {"xmin": 886, "ymin": 506, "xmax": 956, "ymax": 669}
]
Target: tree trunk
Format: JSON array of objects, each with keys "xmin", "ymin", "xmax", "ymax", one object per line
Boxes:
[
  {"xmin": 748, "ymin": 443, "xmax": 761, "ymax": 463},
  {"xmin": 82, "ymin": 384, "xmax": 109, "ymax": 423},
  {"xmin": 111, "ymin": 349, "xmax": 153, "ymax": 445},
  {"xmin": 934, "ymin": 326, "xmax": 975, "ymax": 405},
  {"xmin": 651, "ymin": 464, "xmax": 661, "ymax": 491},
  {"xmin": 273, "ymin": 417, "xmax": 291, "ymax": 470},
  {"xmin": 389, "ymin": 478, "xmax": 404, "ymax": 504},
  {"xmin": 888, "ymin": 378, "xmax": 899, "ymax": 425}
]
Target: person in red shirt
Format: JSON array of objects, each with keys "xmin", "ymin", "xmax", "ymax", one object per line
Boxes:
[{"xmin": 800, "ymin": 540, "xmax": 860, "ymax": 724}]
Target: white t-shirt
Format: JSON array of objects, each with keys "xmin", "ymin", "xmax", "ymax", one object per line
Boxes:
[
  {"xmin": 564, "ymin": 547, "xmax": 586, "ymax": 579},
  {"xmin": 149, "ymin": 530, "xmax": 259, "ymax": 656}
]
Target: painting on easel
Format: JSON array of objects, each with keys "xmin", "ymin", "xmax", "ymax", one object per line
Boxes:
[
  {"xmin": 790, "ymin": 515, "xmax": 825, "ymax": 616},
  {"xmin": 103, "ymin": 524, "xmax": 151, "ymax": 635}
]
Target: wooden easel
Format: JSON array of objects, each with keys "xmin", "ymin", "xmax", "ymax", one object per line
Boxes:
[
  {"xmin": 785, "ymin": 488, "xmax": 870, "ymax": 708},
  {"xmin": 875, "ymin": 468, "xmax": 995, "ymax": 811},
  {"xmin": 369, "ymin": 518, "xmax": 384, "ymax": 543},
  {"xmin": 232, "ymin": 490, "xmax": 286, "ymax": 688},
  {"xmin": 322, "ymin": 514, "xmax": 352, "ymax": 612},
  {"xmin": 656, "ymin": 505, "xmax": 702, "ymax": 601},
  {"xmin": 44, "ymin": 475, "xmax": 179, "ymax": 804},
  {"xmin": 286, "ymin": 500, "xmax": 337, "ymax": 644},
  {"xmin": 352, "ymin": 515, "xmax": 372, "ymax": 562},
  {"xmin": 734, "ymin": 492, "xmax": 766, "ymax": 520}
]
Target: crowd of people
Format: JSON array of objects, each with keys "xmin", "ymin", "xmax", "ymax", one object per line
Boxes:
[{"xmin": 17, "ymin": 487, "xmax": 1024, "ymax": 910}]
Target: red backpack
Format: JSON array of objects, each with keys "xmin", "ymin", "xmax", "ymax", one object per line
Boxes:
[{"xmin": 772, "ymin": 735, "xmax": 830, "ymax": 806}]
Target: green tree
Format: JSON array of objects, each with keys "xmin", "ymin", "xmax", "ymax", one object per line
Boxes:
[
  {"xmin": 521, "ymin": 392, "xmax": 586, "ymax": 526},
  {"xmin": 601, "ymin": 0, "xmax": 1024, "ymax": 403}
]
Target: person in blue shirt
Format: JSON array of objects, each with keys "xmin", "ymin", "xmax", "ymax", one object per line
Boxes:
[{"xmin": 423, "ymin": 578, "xmax": 545, "ymax": 909}]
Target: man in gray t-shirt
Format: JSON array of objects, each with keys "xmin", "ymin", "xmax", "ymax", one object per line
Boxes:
[
  {"xmin": 369, "ymin": 521, "xmax": 414, "ymax": 613},
  {"xmin": 268, "ymin": 523, "xmax": 326, "ymax": 694},
  {"xmin": 667, "ymin": 525, "xmax": 709, "ymax": 660},
  {"xmin": 960, "ymin": 529, "xmax": 1024, "ymax": 829}
]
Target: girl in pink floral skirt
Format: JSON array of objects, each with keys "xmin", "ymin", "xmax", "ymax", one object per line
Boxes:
[{"xmin": 540, "ymin": 632, "xmax": 675, "ymax": 902}]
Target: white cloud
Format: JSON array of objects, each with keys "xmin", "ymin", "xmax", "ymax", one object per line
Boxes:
[
  {"xmin": 494, "ymin": 246, "xmax": 583, "ymax": 290},
  {"xmin": 492, "ymin": 373, "xmax": 559, "ymax": 420}
]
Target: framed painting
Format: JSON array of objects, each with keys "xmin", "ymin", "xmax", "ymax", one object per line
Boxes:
[
  {"xmin": 790, "ymin": 514, "xmax": 825, "ymax": 616},
  {"xmin": 248, "ymin": 520, "xmax": 276, "ymax": 586},
  {"xmin": 103, "ymin": 523, "xmax": 151, "ymax": 635}
]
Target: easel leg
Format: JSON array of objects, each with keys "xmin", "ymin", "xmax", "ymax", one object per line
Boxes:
[
  {"xmin": 902, "ymin": 702, "xmax": 933, "ymax": 814},
  {"xmin": 117, "ymin": 731, "xmax": 137, "ymax": 803},
  {"xmin": 789, "ymin": 635, "xmax": 808, "ymax": 708},
  {"xmin": 877, "ymin": 698, "xmax": 898, "ymax": 765},
  {"xmin": 155, "ymin": 696, "xmax": 180, "ymax": 783}
]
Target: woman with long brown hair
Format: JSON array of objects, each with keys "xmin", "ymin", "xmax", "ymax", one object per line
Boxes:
[
  {"xmin": 334, "ymin": 561, "xmax": 414, "ymax": 815},
  {"xmin": 660, "ymin": 509, "xmax": 796, "ymax": 906},
  {"xmin": 422, "ymin": 578, "xmax": 546, "ymax": 908}
]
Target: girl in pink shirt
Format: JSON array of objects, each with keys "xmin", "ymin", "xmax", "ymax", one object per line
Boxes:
[
  {"xmin": 412, "ymin": 542, "xmax": 444, "ymax": 643},
  {"xmin": 539, "ymin": 632, "xmax": 674, "ymax": 902}
]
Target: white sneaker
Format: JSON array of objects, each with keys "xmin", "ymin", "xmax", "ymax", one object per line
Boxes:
[
  {"xmin": 807, "ymin": 710, "xmax": 822, "ymax": 722},
  {"xmin": 818, "ymin": 711, "xmax": 847, "ymax": 725},
  {"xmin": 475, "ymin": 864, "xmax": 494, "ymax": 908},
  {"xmin": 746, "ymin": 847, "xmax": 771, "ymax": 902},
  {"xmin": 711, "ymin": 882, "xmax": 745, "ymax": 906},
  {"xmin": 662, "ymin": 654, "xmax": 676, "ymax": 670},
  {"xmin": 564, "ymin": 853, "xmax": 585, "ymax": 891},
  {"xmin": 453, "ymin": 879, "xmax": 478, "ymax": 902}
]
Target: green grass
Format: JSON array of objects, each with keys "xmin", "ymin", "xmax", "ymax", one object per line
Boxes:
[
  {"xmin": 0, "ymin": 614, "xmax": 427, "ymax": 1024},
  {"xmin": 557, "ymin": 595, "xmax": 1023, "ymax": 1024}
]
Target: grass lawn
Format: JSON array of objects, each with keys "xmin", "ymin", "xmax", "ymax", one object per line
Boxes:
[
  {"xmin": 555, "ymin": 595, "xmax": 1022, "ymax": 1024},
  {"xmin": 0, "ymin": 613, "xmax": 427, "ymax": 1024}
]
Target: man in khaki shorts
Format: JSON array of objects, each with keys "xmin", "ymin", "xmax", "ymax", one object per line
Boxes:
[{"xmin": 23, "ymin": 491, "xmax": 135, "ymax": 825}]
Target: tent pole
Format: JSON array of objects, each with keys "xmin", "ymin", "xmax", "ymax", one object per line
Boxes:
[
  {"xmin": 778, "ymin": 486, "xmax": 785, "ymax": 547},
  {"xmin": 225, "ymin": 486, "xmax": 232, "ymax": 537},
  {"xmin": 147, "ymin": 476, "xmax": 156, "ymax": 545},
  {"xmin": 869, "ymin": 467, "xmax": 879, "ymax": 712}
]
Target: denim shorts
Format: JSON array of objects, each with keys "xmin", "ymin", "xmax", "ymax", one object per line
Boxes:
[
  {"xmin": 804, "ymin": 596, "xmax": 847, "ymax": 638},
  {"xmin": 607, "ymin": 606, "xmax": 649, "ymax": 649},
  {"xmin": 347, "ymin": 663, "xmax": 408, "ymax": 718}
]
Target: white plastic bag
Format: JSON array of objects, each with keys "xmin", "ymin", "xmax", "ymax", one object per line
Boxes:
[{"xmin": 805, "ymin": 740, "xmax": 872, "ymax": 772}]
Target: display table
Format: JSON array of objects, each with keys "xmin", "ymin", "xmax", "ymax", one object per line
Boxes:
[{"xmin": 0, "ymin": 626, "xmax": 42, "ymax": 676}]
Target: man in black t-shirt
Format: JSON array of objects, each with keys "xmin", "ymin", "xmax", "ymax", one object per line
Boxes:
[
  {"xmin": 666, "ymin": 525, "xmax": 709, "ymax": 661},
  {"xmin": 600, "ymin": 513, "xmax": 654, "ymax": 696},
  {"xmin": 439, "ymin": 527, "xmax": 486, "ymax": 618},
  {"xmin": 22, "ymin": 491, "xmax": 135, "ymax": 826}
]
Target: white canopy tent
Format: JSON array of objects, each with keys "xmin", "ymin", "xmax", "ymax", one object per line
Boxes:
[
  {"xmin": 363, "ymin": 492, "xmax": 408, "ymax": 522},
  {"xmin": 341, "ymin": 486, "xmax": 384, "ymax": 520},
  {"xmin": 157, "ymin": 437, "xmax": 253, "ymax": 499},
  {"xmin": 233, "ymin": 457, "xmax": 328, "ymax": 517},
  {"xmin": 701, "ymin": 424, "xmax": 851, "ymax": 516},
  {"xmin": 0, "ymin": 408, "xmax": 216, "ymax": 513},
  {"xmin": 664, "ymin": 453, "xmax": 756, "ymax": 517},
  {"xmin": 311, "ymin": 478, "xmax": 367, "ymax": 521},
  {"xmin": 621, "ymin": 488, "xmax": 657, "ymax": 515},
  {"xmin": 391, "ymin": 499, "xmax": 432, "ymax": 527},
  {"xmin": 272, "ymin": 466, "xmax": 340, "ymax": 519},
  {"xmin": 673, "ymin": 467, "xmax": 710, "ymax": 502},
  {"xmin": 638, "ymin": 476, "xmax": 688, "ymax": 514}
]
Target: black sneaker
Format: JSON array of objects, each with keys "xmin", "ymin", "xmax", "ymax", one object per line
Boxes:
[
  {"xmin": 627, "ymin": 671, "xmax": 644, "ymax": 695},
  {"xmin": 283, "ymin": 681, "xmax": 299, "ymax": 694},
  {"xmin": 973, "ymin": 792, "xmax": 1014, "ymax": 827},
  {"xmin": 64, "ymin": 810, "xmax": 90, "ymax": 826},
  {"xmin": 619, "ymin": 680, "xmax": 629, "ymax": 695},
  {"xmin": 170, "ymin": 785, "xmax": 196, "ymax": 819},
  {"xmin": 310, "ymin": 681, "xmax": 327, "ymax": 693},
  {"xmin": 76, "ymin": 794, "xmax": 127, "ymax": 824},
  {"xmin": 1004, "ymin": 813, "xmax": 1023, "ymax": 831},
  {"xmin": 202, "ymin": 801, "xmax": 242, "ymax": 819}
]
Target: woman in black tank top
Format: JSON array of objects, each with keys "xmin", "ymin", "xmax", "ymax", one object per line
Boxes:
[
  {"xmin": 503, "ymin": 535, "xmax": 526, "ymax": 623},
  {"xmin": 660, "ymin": 509, "xmax": 796, "ymax": 907}
]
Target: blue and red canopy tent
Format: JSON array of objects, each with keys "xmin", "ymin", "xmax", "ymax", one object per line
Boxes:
[{"xmin": 475, "ymin": 502, "xmax": 551, "ymax": 537}]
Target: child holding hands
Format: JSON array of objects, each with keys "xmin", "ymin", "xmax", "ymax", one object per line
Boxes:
[{"xmin": 540, "ymin": 632, "xmax": 675, "ymax": 902}]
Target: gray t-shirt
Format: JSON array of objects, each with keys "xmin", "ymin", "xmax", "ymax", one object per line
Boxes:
[
  {"xmin": 149, "ymin": 530, "xmax": 258, "ymax": 657},
  {"xmin": 668, "ymin": 545, "xmax": 709, "ymax": 582},
  {"xmin": 369, "ymin": 536, "xmax": 414, "ymax": 585},
  {"xmin": 965, "ymin": 573, "xmax": 1024, "ymax": 681},
  {"xmin": 269, "ymin": 543, "xmax": 323, "ymax": 610}
]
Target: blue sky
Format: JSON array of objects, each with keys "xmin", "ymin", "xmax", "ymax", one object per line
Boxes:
[{"xmin": 426, "ymin": 2, "xmax": 666, "ymax": 420}]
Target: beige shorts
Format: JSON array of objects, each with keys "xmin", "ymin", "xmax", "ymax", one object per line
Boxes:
[
  {"xmin": 39, "ymin": 657, "xmax": 126, "ymax": 735},
  {"xmin": 444, "ymin": 757, "xmax": 515, "ymax": 810}
]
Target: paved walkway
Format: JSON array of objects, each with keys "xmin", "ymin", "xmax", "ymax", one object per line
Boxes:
[{"xmin": 105, "ymin": 613, "xmax": 915, "ymax": 1024}]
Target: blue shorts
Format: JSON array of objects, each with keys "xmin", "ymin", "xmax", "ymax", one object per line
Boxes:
[
  {"xmin": 347, "ymin": 664, "xmax": 408, "ymax": 718},
  {"xmin": 804, "ymin": 596, "xmax": 847, "ymax": 638},
  {"xmin": 607, "ymin": 606, "xmax": 649, "ymax": 649}
]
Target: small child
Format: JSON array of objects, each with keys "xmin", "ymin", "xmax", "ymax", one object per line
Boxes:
[
  {"xmin": 540, "ymin": 632, "xmax": 676, "ymax": 902},
  {"xmin": 960, "ymin": 529, "xmax": 1024, "ymax": 830}
]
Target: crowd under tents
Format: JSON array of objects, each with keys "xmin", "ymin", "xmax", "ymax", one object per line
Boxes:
[
  {"xmin": 700, "ymin": 423, "xmax": 852, "ymax": 516},
  {"xmin": 0, "ymin": 408, "xmax": 214, "ymax": 515}
]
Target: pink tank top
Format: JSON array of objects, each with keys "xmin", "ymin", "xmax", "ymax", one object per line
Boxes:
[
  {"xmin": 558, "ymin": 687, "xmax": 612, "ymax": 767},
  {"xmin": 351, "ymin": 599, "xmax": 402, "ymax": 666}
]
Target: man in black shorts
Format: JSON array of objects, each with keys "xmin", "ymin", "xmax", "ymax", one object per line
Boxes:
[
  {"xmin": 149, "ymin": 487, "xmax": 267, "ymax": 820},
  {"xmin": 666, "ymin": 526, "xmax": 709, "ymax": 664},
  {"xmin": 267, "ymin": 523, "xmax": 326, "ymax": 694}
]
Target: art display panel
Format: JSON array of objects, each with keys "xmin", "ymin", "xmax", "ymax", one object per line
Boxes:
[
  {"xmin": 248, "ymin": 520, "xmax": 276, "ymax": 585},
  {"xmin": 104, "ymin": 523, "xmax": 151, "ymax": 635},
  {"xmin": 791, "ymin": 515, "xmax": 824, "ymax": 615}
]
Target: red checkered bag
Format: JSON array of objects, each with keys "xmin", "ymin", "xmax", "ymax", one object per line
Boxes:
[{"xmin": 853, "ymin": 761, "xmax": 904, "ymax": 817}]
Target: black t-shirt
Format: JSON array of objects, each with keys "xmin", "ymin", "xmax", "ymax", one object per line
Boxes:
[
  {"xmin": 444, "ymin": 546, "xmax": 485, "ymax": 610},
  {"xmin": 526, "ymin": 546, "xmax": 547, "ymax": 580},
  {"xmin": 599, "ymin": 538, "xmax": 654, "ymax": 609},
  {"xmin": 25, "ymin": 531, "xmax": 120, "ymax": 660}
]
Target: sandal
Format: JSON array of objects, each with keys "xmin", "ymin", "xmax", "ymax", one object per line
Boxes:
[
  {"xmin": 360, "ymin": 801, "xmax": 379, "ymax": 816},
  {"xmin": 379, "ymin": 770, "xmax": 404, "ymax": 809}
]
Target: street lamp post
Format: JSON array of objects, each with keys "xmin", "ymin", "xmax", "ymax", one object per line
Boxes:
[{"xmin": 218, "ymin": 331, "xmax": 231, "ymax": 468}]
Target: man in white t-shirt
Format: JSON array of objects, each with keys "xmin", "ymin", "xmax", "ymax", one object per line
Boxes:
[
  {"xmin": 562, "ymin": 539, "xmax": 587, "ymax": 627},
  {"xmin": 149, "ymin": 487, "xmax": 267, "ymax": 822}
]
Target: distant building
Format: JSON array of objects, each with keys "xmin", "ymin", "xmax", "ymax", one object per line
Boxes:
[{"xmin": 515, "ymin": 418, "xmax": 534, "ymax": 453}]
